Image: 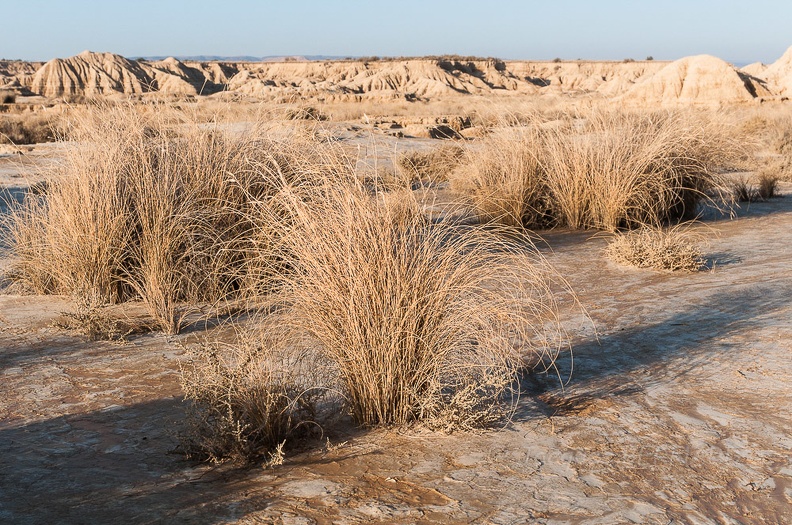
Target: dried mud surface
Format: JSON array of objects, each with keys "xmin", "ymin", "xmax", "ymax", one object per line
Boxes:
[{"xmin": 1, "ymin": 151, "xmax": 791, "ymax": 524}]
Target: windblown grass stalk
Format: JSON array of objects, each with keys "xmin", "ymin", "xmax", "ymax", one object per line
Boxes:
[{"xmin": 259, "ymin": 180, "xmax": 566, "ymax": 428}]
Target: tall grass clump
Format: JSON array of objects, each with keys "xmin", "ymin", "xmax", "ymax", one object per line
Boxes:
[
  {"xmin": 257, "ymin": 180, "xmax": 566, "ymax": 429},
  {"xmin": 454, "ymin": 110, "xmax": 741, "ymax": 231},
  {"xmin": 450, "ymin": 126, "xmax": 551, "ymax": 228},
  {"xmin": 0, "ymin": 112, "xmax": 59, "ymax": 144},
  {"xmin": 2, "ymin": 104, "xmax": 328, "ymax": 333}
]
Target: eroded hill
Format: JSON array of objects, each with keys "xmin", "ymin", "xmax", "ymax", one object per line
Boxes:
[{"xmin": 2, "ymin": 48, "xmax": 791, "ymax": 106}]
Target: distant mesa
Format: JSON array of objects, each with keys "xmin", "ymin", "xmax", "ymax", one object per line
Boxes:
[{"xmin": 2, "ymin": 48, "xmax": 791, "ymax": 104}]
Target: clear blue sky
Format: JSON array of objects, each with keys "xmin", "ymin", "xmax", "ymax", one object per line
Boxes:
[{"xmin": 2, "ymin": 0, "xmax": 790, "ymax": 64}]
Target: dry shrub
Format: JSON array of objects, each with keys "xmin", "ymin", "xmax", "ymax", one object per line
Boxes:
[
  {"xmin": 2, "ymin": 104, "xmax": 334, "ymax": 333},
  {"xmin": 605, "ymin": 224, "xmax": 705, "ymax": 272},
  {"xmin": 0, "ymin": 112, "xmax": 58, "ymax": 144},
  {"xmin": 284, "ymin": 105, "xmax": 327, "ymax": 121},
  {"xmin": 56, "ymin": 305, "xmax": 126, "ymax": 341},
  {"xmin": 395, "ymin": 144, "xmax": 464, "ymax": 186},
  {"xmin": 453, "ymin": 110, "xmax": 740, "ymax": 231},
  {"xmin": 258, "ymin": 181, "xmax": 566, "ymax": 428},
  {"xmin": 54, "ymin": 300, "xmax": 151, "ymax": 341},
  {"xmin": 757, "ymin": 170, "xmax": 780, "ymax": 199},
  {"xmin": 180, "ymin": 339, "xmax": 330, "ymax": 463}
]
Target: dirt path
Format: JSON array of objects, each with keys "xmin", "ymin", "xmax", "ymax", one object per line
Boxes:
[{"xmin": 1, "ymin": 182, "xmax": 791, "ymax": 523}]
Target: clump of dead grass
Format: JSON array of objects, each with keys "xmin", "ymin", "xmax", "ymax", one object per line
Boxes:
[
  {"xmin": 605, "ymin": 224, "xmax": 705, "ymax": 272},
  {"xmin": 732, "ymin": 169, "xmax": 780, "ymax": 202},
  {"xmin": 284, "ymin": 105, "xmax": 327, "ymax": 121},
  {"xmin": 257, "ymin": 180, "xmax": 566, "ymax": 428},
  {"xmin": 2, "ymin": 103, "xmax": 338, "ymax": 333},
  {"xmin": 0, "ymin": 112, "xmax": 59, "ymax": 144},
  {"xmin": 451, "ymin": 126, "xmax": 551, "ymax": 228},
  {"xmin": 0, "ymin": 90, "xmax": 16, "ymax": 104},
  {"xmin": 394, "ymin": 144, "xmax": 464, "ymax": 186},
  {"xmin": 453, "ymin": 110, "xmax": 741, "ymax": 231}
]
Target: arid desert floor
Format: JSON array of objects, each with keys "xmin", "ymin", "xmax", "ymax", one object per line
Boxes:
[{"xmin": 1, "ymin": 135, "xmax": 790, "ymax": 524}]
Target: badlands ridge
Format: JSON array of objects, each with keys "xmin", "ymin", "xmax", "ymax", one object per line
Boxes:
[{"xmin": 1, "ymin": 47, "xmax": 792, "ymax": 106}]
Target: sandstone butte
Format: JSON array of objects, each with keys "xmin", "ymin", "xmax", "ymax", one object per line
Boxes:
[{"xmin": 1, "ymin": 47, "xmax": 791, "ymax": 106}]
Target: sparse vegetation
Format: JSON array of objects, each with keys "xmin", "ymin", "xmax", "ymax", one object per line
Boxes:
[
  {"xmin": 4, "ymin": 103, "xmax": 569, "ymax": 458},
  {"xmin": 605, "ymin": 224, "xmax": 705, "ymax": 272},
  {"xmin": 1, "ymin": 94, "xmax": 764, "ymax": 467},
  {"xmin": 453, "ymin": 110, "xmax": 741, "ymax": 231},
  {"xmin": 0, "ymin": 112, "xmax": 57, "ymax": 144},
  {"xmin": 257, "ymin": 181, "xmax": 565, "ymax": 428}
]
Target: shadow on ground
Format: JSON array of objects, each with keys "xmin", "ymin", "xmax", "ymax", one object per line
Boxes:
[
  {"xmin": 518, "ymin": 281, "xmax": 791, "ymax": 418},
  {"xmin": 0, "ymin": 398, "xmax": 250, "ymax": 524}
]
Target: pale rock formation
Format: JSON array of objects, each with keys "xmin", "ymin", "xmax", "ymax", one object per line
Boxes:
[
  {"xmin": 5, "ymin": 50, "xmax": 791, "ymax": 105},
  {"xmin": 741, "ymin": 62, "xmax": 767, "ymax": 78},
  {"xmin": 760, "ymin": 46, "xmax": 792, "ymax": 97},
  {"xmin": 29, "ymin": 51, "xmax": 155, "ymax": 98},
  {"xmin": 620, "ymin": 55, "xmax": 768, "ymax": 107}
]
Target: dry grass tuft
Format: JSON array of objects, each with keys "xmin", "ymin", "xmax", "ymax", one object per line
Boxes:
[
  {"xmin": 1, "ymin": 103, "xmax": 338, "ymax": 333},
  {"xmin": 605, "ymin": 224, "xmax": 705, "ymax": 272},
  {"xmin": 451, "ymin": 126, "xmax": 551, "ymax": 228},
  {"xmin": 731, "ymin": 171, "xmax": 779, "ymax": 202},
  {"xmin": 395, "ymin": 144, "xmax": 464, "ymax": 186},
  {"xmin": 259, "ymin": 181, "xmax": 566, "ymax": 428},
  {"xmin": 284, "ymin": 105, "xmax": 328, "ymax": 121},
  {"xmin": 0, "ymin": 90, "xmax": 16, "ymax": 104},
  {"xmin": 453, "ymin": 110, "xmax": 740, "ymax": 231},
  {"xmin": 0, "ymin": 112, "xmax": 59, "ymax": 144},
  {"xmin": 757, "ymin": 170, "xmax": 780, "ymax": 199}
]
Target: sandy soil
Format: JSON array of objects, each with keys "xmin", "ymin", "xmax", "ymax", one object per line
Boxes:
[{"xmin": 1, "ymin": 146, "xmax": 791, "ymax": 524}]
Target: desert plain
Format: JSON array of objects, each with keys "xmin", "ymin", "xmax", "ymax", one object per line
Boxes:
[{"xmin": 1, "ymin": 48, "xmax": 792, "ymax": 524}]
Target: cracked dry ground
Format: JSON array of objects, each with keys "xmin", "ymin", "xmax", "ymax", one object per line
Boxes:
[{"xmin": 1, "ymin": 193, "xmax": 791, "ymax": 524}]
